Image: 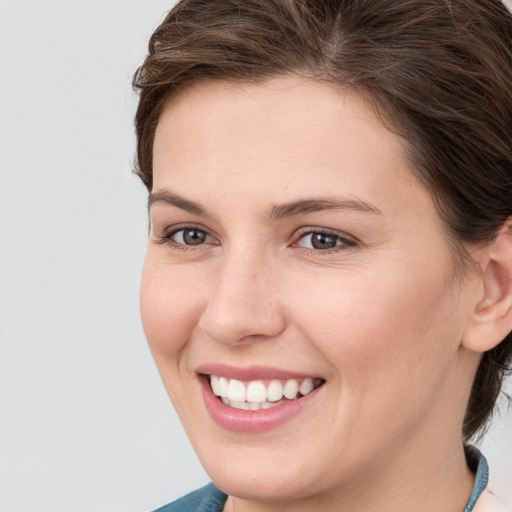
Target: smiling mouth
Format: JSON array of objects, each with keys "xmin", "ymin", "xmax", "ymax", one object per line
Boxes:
[{"xmin": 206, "ymin": 375, "xmax": 325, "ymax": 411}]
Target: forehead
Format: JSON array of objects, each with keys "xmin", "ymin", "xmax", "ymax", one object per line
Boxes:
[
  {"xmin": 152, "ymin": 76, "xmax": 437, "ymax": 226},
  {"xmin": 155, "ymin": 77, "xmax": 395, "ymax": 153}
]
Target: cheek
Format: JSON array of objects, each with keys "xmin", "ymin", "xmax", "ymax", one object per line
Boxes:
[
  {"xmin": 288, "ymin": 262, "xmax": 462, "ymax": 407},
  {"xmin": 139, "ymin": 257, "xmax": 203, "ymax": 362}
]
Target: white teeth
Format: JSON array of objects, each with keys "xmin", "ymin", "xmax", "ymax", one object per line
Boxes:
[
  {"xmin": 218, "ymin": 377, "xmax": 229, "ymax": 398},
  {"xmin": 283, "ymin": 379, "xmax": 299, "ymax": 399},
  {"xmin": 299, "ymin": 377, "xmax": 314, "ymax": 396},
  {"xmin": 246, "ymin": 381, "xmax": 267, "ymax": 403},
  {"xmin": 266, "ymin": 380, "xmax": 283, "ymax": 402},
  {"xmin": 230, "ymin": 401, "xmax": 251, "ymax": 410},
  {"xmin": 210, "ymin": 375, "xmax": 220, "ymax": 396},
  {"xmin": 227, "ymin": 379, "xmax": 246, "ymax": 402},
  {"xmin": 221, "ymin": 398, "xmax": 289, "ymax": 410},
  {"xmin": 210, "ymin": 375, "xmax": 322, "ymax": 406}
]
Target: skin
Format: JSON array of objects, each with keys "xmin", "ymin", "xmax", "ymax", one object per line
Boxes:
[{"xmin": 140, "ymin": 76, "xmax": 507, "ymax": 512}]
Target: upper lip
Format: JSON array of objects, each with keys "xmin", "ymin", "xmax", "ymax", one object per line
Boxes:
[{"xmin": 196, "ymin": 363, "xmax": 322, "ymax": 381}]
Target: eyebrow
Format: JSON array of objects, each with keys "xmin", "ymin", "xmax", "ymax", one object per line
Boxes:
[
  {"xmin": 148, "ymin": 189, "xmax": 382, "ymax": 218},
  {"xmin": 269, "ymin": 198, "xmax": 382, "ymax": 219},
  {"xmin": 148, "ymin": 190, "xmax": 209, "ymax": 217}
]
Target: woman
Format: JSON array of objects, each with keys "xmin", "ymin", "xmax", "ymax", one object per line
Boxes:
[{"xmin": 133, "ymin": 0, "xmax": 512, "ymax": 510}]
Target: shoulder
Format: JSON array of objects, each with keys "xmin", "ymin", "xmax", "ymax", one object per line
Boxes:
[
  {"xmin": 473, "ymin": 489, "xmax": 511, "ymax": 512},
  {"xmin": 465, "ymin": 445, "xmax": 511, "ymax": 512},
  {"xmin": 152, "ymin": 483, "xmax": 228, "ymax": 512}
]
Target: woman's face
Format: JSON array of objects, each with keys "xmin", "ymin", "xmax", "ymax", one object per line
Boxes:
[{"xmin": 141, "ymin": 77, "xmax": 478, "ymax": 503}]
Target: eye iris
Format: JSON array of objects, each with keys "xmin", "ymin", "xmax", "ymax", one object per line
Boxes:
[
  {"xmin": 183, "ymin": 229, "xmax": 206, "ymax": 245},
  {"xmin": 311, "ymin": 233, "xmax": 337, "ymax": 250}
]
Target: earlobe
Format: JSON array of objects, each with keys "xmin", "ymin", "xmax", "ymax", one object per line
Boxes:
[{"xmin": 462, "ymin": 219, "xmax": 512, "ymax": 353}]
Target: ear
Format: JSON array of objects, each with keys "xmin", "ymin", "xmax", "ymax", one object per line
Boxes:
[{"xmin": 462, "ymin": 219, "xmax": 512, "ymax": 353}]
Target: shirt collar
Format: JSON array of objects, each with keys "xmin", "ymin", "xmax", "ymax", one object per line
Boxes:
[{"xmin": 464, "ymin": 444, "xmax": 489, "ymax": 512}]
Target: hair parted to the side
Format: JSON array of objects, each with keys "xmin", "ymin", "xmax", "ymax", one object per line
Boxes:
[{"xmin": 133, "ymin": 0, "xmax": 512, "ymax": 439}]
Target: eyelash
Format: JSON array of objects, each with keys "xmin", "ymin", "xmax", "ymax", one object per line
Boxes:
[
  {"xmin": 155, "ymin": 225, "xmax": 357, "ymax": 254},
  {"xmin": 292, "ymin": 229, "xmax": 357, "ymax": 254},
  {"xmin": 155, "ymin": 224, "xmax": 217, "ymax": 251}
]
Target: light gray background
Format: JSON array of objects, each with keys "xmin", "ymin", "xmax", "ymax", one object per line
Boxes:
[{"xmin": 0, "ymin": 1, "xmax": 511, "ymax": 511}]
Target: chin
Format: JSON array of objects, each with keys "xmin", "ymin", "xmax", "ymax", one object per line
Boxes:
[
  {"xmin": 195, "ymin": 436, "xmax": 338, "ymax": 503},
  {"xmin": 208, "ymin": 463, "xmax": 315, "ymax": 502}
]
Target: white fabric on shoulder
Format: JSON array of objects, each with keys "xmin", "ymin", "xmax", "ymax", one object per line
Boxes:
[{"xmin": 473, "ymin": 488, "xmax": 511, "ymax": 512}]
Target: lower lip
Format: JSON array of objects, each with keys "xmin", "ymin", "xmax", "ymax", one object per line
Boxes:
[{"xmin": 199, "ymin": 376, "xmax": 323, "ymax": 433}]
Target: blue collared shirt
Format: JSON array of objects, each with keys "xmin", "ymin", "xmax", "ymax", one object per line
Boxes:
[{"xmin": 464, "ymin": 444, "xmax": 489, "ymax": 512}]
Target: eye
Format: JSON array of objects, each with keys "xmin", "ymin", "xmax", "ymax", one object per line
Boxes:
[
  {"xmin": 156, "ymin": 226, "xmax": 217, "ymax": 249},
  {"xmin": 295, "ymin": 229, "xmax": 356, "ymax": 252},
  {"xmin": 172, "ymin": 227, "xmax": 213, "ymax": 246}
]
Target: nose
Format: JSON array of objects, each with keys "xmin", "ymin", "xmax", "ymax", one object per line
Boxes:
[{"xmin": 197, "ymin": 250, "xmax": 287, "ymax": 345}]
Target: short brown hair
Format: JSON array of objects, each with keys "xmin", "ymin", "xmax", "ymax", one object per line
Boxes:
[{"xmin": 133, "ymin": 0, "xmax": 512, "ymax": 439}]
